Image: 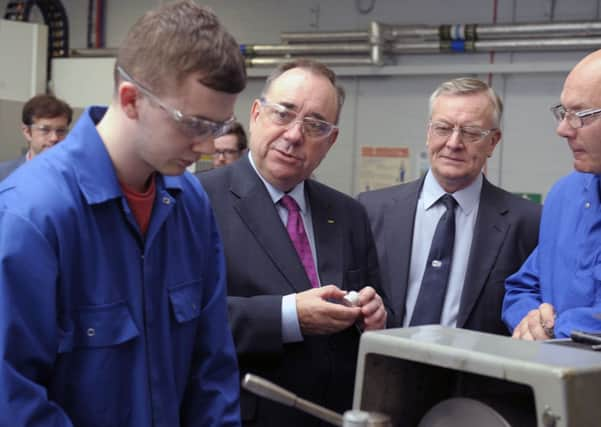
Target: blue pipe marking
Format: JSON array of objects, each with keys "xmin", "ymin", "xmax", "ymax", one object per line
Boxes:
[{"xmin": 451, "ymin": 40, "xmax": 465, "ymax": 52}]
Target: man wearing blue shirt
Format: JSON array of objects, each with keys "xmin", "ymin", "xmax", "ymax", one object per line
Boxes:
[
  {"xmin": 503, "ymin": 49, "xmax": 601, "ymax": 339},
  {"xmin": 0, "ymin": 1, "xmax": 246, "ymax": 426}
]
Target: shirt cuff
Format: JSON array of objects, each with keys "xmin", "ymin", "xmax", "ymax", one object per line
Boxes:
[{"xmin": 282, "ymin": 293, "xmax": 303, "ymax": 343}]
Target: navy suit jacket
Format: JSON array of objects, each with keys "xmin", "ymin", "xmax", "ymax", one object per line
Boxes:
[
  {"xmin": 0, "ymin": 156, "xmax": 25, "ymax": 181},
  {"xmin": 358, "ymin": 175, "xmax": 541, "ymax": 335},
  {"xmin": 197, "ymin": 157, "xmax": 383, "ymax": 427}
]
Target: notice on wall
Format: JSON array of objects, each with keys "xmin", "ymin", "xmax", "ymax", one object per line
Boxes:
[
  {"xmin": 512, "ymin": 192, "xmax": 543, "ymax": 204},
  {"xmin": 359, "ymin": 146, "xmax": 410, "ymax": 192}
]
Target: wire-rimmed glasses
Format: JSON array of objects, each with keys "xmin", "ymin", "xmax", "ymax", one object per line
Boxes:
[
  {"xmin": 428, "ymin": 121, "xmax": 497, "ymax": 144},
  {"xmin": 259, "ymin": 98, "xmax": 338, "ymax": 139},
  {"xmin": 550, "ymin": 104, "xmax": 601, "ymax": 129}
]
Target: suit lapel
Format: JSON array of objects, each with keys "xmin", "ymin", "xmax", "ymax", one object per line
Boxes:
[
  {"xmin": 457, "ymin": 178, "xmax": 509, "ymax": 328},
  {"xmin": 307, "ymin": 181, "xmax": 344, "ymax": 289},
  {"xmin": 230, "ymin": 159, "xmax": 312, "ymax": 293},
  {"xmin": 384, "ymin": 179, "xmax": 422, "ymax": 325}
]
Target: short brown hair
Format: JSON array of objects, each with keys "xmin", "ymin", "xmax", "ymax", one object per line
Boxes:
[
  {"xmin": 21, "ymin": 94, "xmax": 73, "ymax": 126},
  {"xmin": 222, "ymin": 122, "xmax": 247, "ymax": 151},
  {"xmin": 115, "ymin": 0, "xmax": 246, "ymax": 95},
  {"xmin": 261, "ymin": 59, "xmax": 345, "ymax": 123}
]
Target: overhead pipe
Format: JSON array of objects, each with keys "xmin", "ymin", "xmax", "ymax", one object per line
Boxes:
[
  {"xmin": 283, "ymin": 21, "xmax": 601, "ymax": 43},
  {"xmin": 245, "ymin": 43, "xmax": 384, "ymax": 68},
  {"xmin": 242, "ymin": 43, "xmax": 371, "ymax": 56},
  {"xmin": 388, "ymin": 37, "xmax": 601, "ymax": 54},
  {"xmin": 66, "ymin": 20, "xmax": 601, "ymax": 68},
  {"xmin": 281, "ymin": 21, "xmax": 385, "ymax": 44},
  {"xmin": 246, "ymin": 56, "xmax": 376, "ymax": 68},
  {"xmin": 469, "ymin": 37, "xmax": 601, "ymax": 52},
  {"xmin": 244, "ymin": 22, "xmax": 384, "ymax": 67},
  {"xmin": 280, "ymin": 30, "xmax": 370, "ymax": 44},
  {"xmin": 461, "ymin": 21, "xmax": 601, "ymax": 40}
]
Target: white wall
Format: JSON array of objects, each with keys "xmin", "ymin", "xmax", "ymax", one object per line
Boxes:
[{"xmin": 1, "ymin": 0, "xmax": 599, "ymax": 197}]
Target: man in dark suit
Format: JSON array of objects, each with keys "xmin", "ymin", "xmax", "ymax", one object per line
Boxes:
[
  {"xmin": 358, "ymin": 77, "xmax": 540, "ymax": 334},
  {"xmin": 358, "ymin": 77, "xmax": 541, "ymax": 426},
  {"xmin": 0, "ymin": 94, "xmax": 72, "ymax": 181},
  {"xmin": 198, "ymin": 59, "xmax": 387, "ymax": 427}
]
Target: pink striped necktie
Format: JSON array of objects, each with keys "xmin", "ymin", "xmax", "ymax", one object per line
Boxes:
[{"xmin": 280, "ymin": 195, "xmax": 319, "ymax": 288}]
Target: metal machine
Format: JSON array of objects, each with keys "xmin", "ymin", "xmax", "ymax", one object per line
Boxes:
[{"xmin": 353, "ymin": 326, "xmax": 601, "ymax": 426}]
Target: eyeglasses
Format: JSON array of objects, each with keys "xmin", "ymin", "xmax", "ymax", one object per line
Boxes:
[
  {"xmin": 259, "ymin": 98, "xmax": 338, "ymax": 139},
  {"xmin": 212, "ymin": 149, "xmax": 240, "ymax": 158},
  {"xmin": 29, "ymin": 124, "xmax": 69, "ymax": 138},
  {"xmin": 550, "ymin": 104, "xmax": 601, "ymax": 129},
  {"xmin": 428, "ymin": 121, "xmax": 497, "ymax": 144},
  {"xmin": 117, "ymin": 65, "xmax": 236, "ymax": 139}
]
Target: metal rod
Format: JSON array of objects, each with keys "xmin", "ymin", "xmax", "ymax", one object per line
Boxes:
[
  {"xmin": 473, "ymin": 37, "xmax": 601, "ymax": 51},
  {"xmin": 242, "ymin": 374, "xmax": 344, "ymax": 427},
  {"xmin": 246, "ymin": 43, "xmax": 371, "ymax": 56},
  {"xmin": 246, "ymin": 56, "xmax": 376, "ymax": 67},
  {"xmin": 475, "ymin": 21, "xmax": 601, "ymax": 39},
  {"xmin": 389, "ymin": 37, "xmax": 601, "ymax": 54},
  {"xmin": 281, "ymin": 21, "xmax": 601, "ymax": 44},
  {"xmin": 281, "ymin": 30, "xmax": 369, "ymax": 43}
]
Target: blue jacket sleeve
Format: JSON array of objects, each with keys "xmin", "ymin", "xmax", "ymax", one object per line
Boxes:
[
  {"xmin": 554, "ymin": 306, "xmax": 601, "ymax": 338},
  {"xmin": 179, "ymin": 210, "xmax": 241, "ymax": 427},
  {"xmin": 502, "ymin": 247, "xmax": 543, "ymax": 333},
  {"xmin": 0, "ymin": 210, "xmax": 74, "ymax": 426},
  {"xmin": 503, "ymin": 244, "xmax": 601, "ymax": 338}
]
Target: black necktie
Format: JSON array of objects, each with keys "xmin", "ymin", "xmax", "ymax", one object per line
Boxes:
[{"xmin": 410, "ymin": 194, "xmax": 457, "ymax": 326}]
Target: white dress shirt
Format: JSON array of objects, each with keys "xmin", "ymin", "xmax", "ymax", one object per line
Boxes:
[{"xmin": 403, "ymin": 170, "xmax": 482, "ymax": 327}]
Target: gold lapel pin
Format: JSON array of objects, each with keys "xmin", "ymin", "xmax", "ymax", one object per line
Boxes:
[{"xmin": 327, "ymin": 219, "xmax": 335, "ymax": 224}]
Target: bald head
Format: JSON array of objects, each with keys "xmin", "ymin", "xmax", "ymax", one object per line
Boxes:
[
  {"xmin": 564, "ymin": 50, "xmax": 601, "ymax": 99},
  {"xmin": 556, "ymin": 49, "xmax": 601, "ymax": 174}
]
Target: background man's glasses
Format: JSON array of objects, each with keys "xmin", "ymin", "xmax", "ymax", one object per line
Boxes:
[
  {"xmin": 428, "ymin": 121, "xmax": 496, "ymax": 144},
  {"xmin": 212, "ymin": 149, "xmax": 240, "ymax": 158},
  {"xmin": 117, "ymin": 65, "xmax": 235, "ymax": 140},
  {"xmin": 259, "ymin": 98, "xmax": 337, "ymax": 139},
  {"xmin": 29, "ymin": 124, "xmax": 69, "ymax": 138},
  {"xmin": 550, "ymin": 104, "xmax": 601, "ymax": 129}
]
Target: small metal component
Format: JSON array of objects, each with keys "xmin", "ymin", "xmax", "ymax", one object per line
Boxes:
[
  {"xmin": 366, "ymin": 412, "xmax": 392, "ymax": 427},
  {"xmin": 343, "ymin": 410, "xmax": 369, "ymax": 427},
  {"xmin": 541, "ymin": 405, "xmax": 560, "ymax": 426},
  {"xmin": 343, "ymin": 291, "xmax": 360, "ymax": 307}
]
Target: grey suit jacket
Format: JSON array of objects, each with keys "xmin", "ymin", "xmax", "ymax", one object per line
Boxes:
[
  {"xmin": 358, "ymin": 175, "xmax": 541, "ymax": 334},
  {"xmin": 197, "ymin": 157, "xmax": 383, "ymax": 427},
  {"xmin": 0, "ymin": 156, "xmax": 25, "ymax": 181}
]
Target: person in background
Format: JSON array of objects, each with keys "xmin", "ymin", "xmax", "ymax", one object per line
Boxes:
[
  {"xmin": 0, "ymin": 93, "xmax": 72, "ymax": 180},
  {"xmin": 358, "ymin": 77, "xmax": 541, "ymax": 426},
  {"xmin": 503, "ymin": 48, "xmax": 601, "ymax": 340},
  {"xmin": 197, "ymin": 59, "xmax": 388, "ymax": 427},
  {"xmin": 0, "ymin": 1, "xmax": 246, "ymax": 426},
  {"xmin": 212, "ymin": 121, "xmax": 247, "ymax": 168}
]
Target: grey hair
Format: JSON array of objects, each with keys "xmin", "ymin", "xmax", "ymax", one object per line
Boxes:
[
  {"xmin": 428, "ymin": 77, "xmax": 503, "ymax": 127},
  {"xmin": 260, "ymin": 58, "xmax": 345, "ymax": 124}
]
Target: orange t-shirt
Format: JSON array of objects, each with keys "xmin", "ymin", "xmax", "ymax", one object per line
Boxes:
[{"xmin": 120, "ymin": 175, "xmax": 156, "ymax": 236}]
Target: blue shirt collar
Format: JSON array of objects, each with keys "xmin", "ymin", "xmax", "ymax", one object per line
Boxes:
[{"xmin": 72, "ymin": 106, "xmax": 183, "ymax": 205}]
